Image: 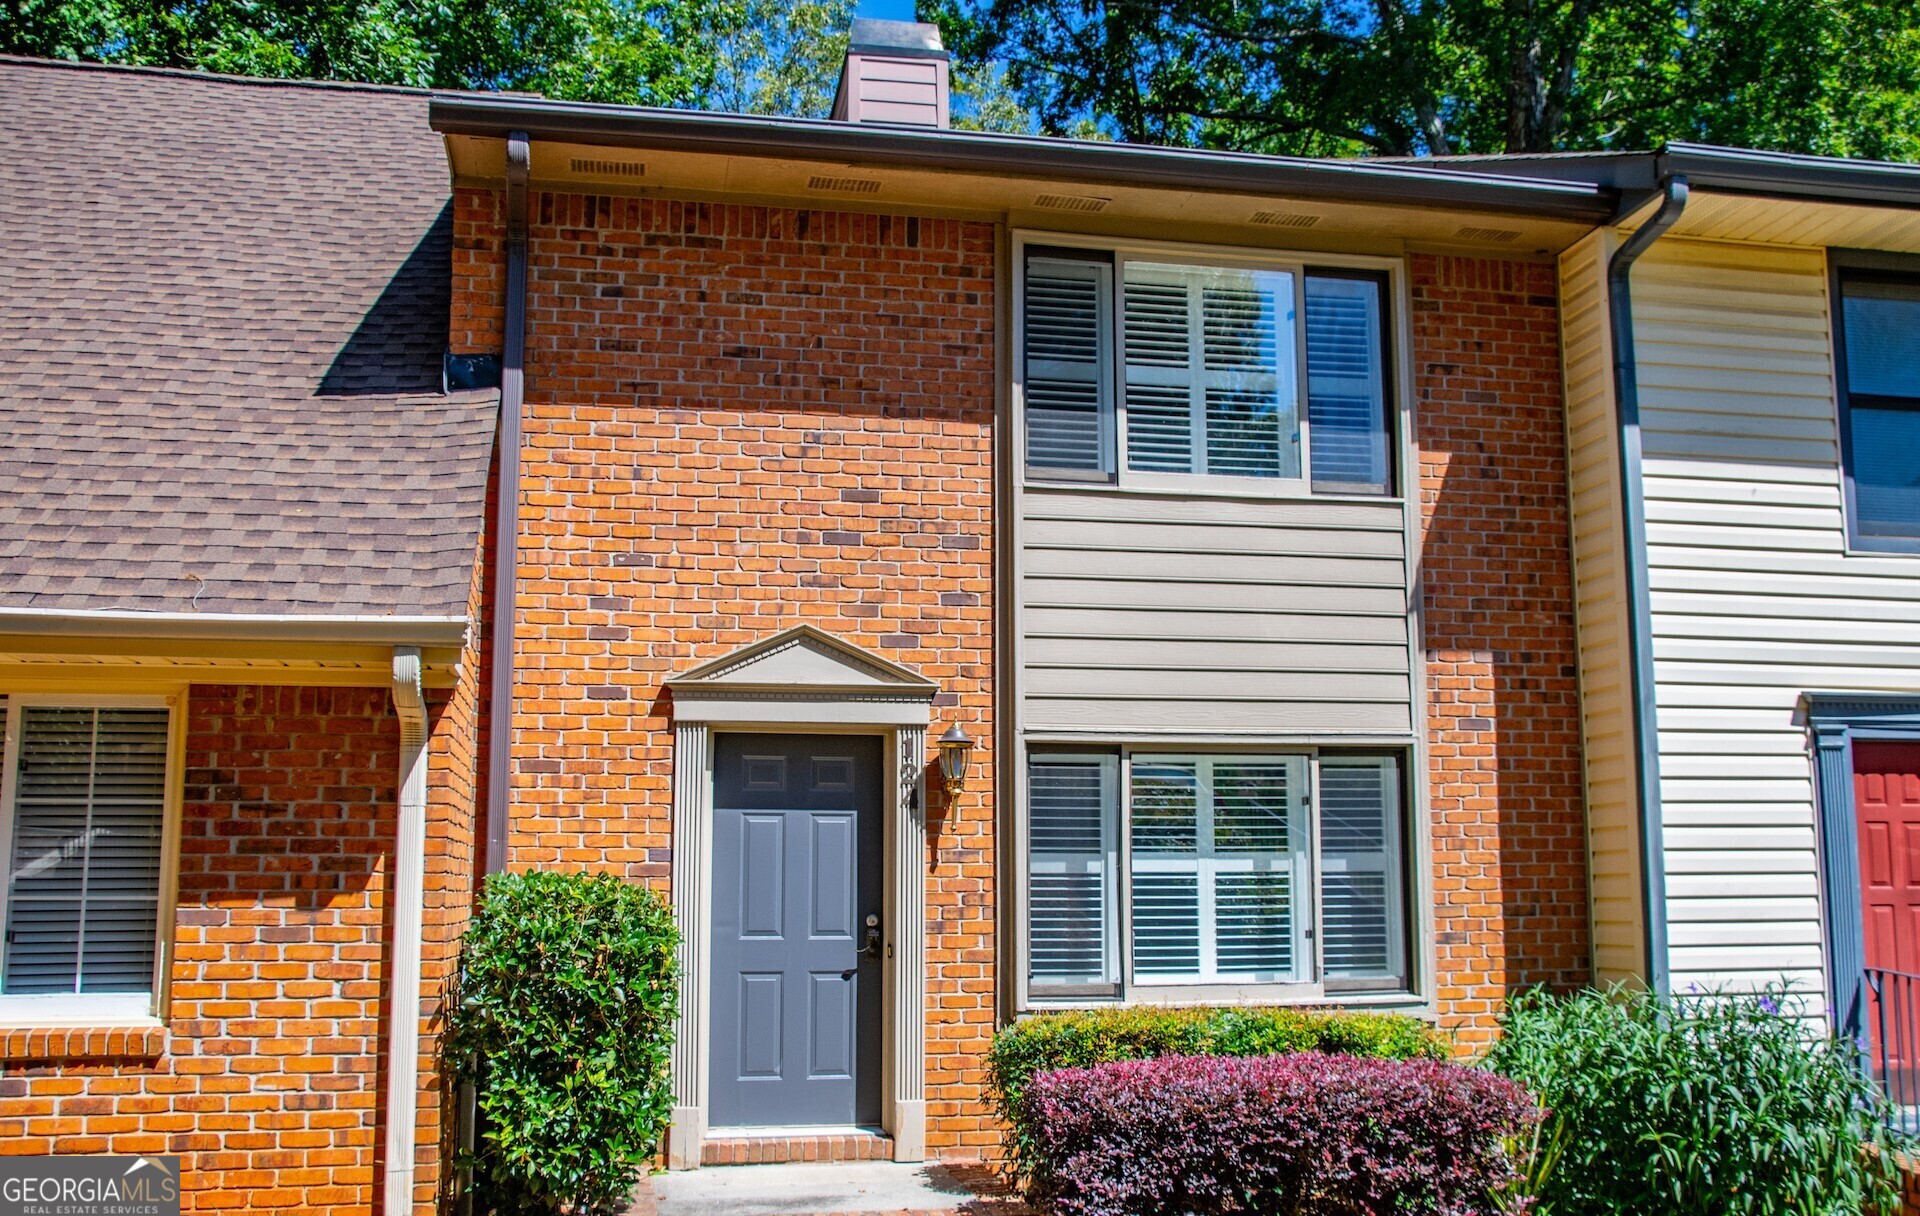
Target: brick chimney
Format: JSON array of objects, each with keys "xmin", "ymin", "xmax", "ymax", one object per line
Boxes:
[{"xmin": 830, "ymin": 19, "xmax": 952, "ymax": 128}]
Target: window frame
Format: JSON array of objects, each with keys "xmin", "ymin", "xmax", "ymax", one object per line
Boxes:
[
  {"xmin": 0, "ymin": 693, "xmax": 182, "ymax": 1027},
  {"xmin": 1020, "ymin": 743, "xmax": 1416, "ymax": 1009},
  {"xmin": 1829, "ymin": 248, "xmax": 1920, "ymax": 556},
  {"xmin": 1014, "ymin": 231, "xmax": 1407, "ymax": 502}
]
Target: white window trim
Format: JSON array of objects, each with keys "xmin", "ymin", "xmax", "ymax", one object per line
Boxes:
[
  {"xmin": 0, "ymin": 692, "xmax": 182, "ymax": 1028},
  {"xmin": 1022, "ymin": 745, "xmax": 1415, "ymax": 1009},
  {"xmin": 1014, "ymin": 230, "xmax": 1406, "ymax": 502}
]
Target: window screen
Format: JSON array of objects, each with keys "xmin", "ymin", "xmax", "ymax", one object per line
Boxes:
[
  {"xmin": 1838, "ymin": 273, "xmax": 1920, "ymax": 547},
  {"xmin": 4, "ymin": 706, "xmax": 168, "ymax": 998}
]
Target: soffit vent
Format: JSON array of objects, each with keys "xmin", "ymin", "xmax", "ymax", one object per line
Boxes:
[
  {"xmin": 570, "ymin": 157, "xmax": 646, "ymax": 179},
  {"xmin": 807, "ymin": 174, "xmax": 885, "ymax": 195},
  {"xmin": 1455, "ymin": 224, "xmax": 1522, "ymax": 243},
  {"xmin": 1251, "ymin": 210, "xmax": 1321, "ymax": 229},
  {"xmin": 1033, "ymin": 192, "xmax": 1111, "ymax": 213}
]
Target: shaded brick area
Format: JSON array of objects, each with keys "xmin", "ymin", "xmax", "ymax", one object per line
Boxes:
[
  {"xmin": 457, "ymin": 192, "xmax": 999, "ymax": 1155},
  {"xmin": 1412, "ymin": 253, "xmax": 1591, "ymax": 1046},
  {"xmin": 0, "ymin": 684, "xmax": 476, "ymax": 1215}
]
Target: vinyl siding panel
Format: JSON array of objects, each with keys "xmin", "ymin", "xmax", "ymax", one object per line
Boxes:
[
  {"xmin": 1558, "ymin": 230, "xmax": 1647, "ymax": 986},
  {"xmin": 1633, "ymin": 238, "xmax": 1920, "ymax": 1015},
  {"xmin": 1018, "ymin": 484, "xmax": 1413, "ymax": 736}
]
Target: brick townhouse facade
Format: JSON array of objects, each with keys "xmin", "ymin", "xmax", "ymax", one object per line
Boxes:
[{"xmin": 4, "ymin": 23, "xmax": 1630, "ymax": 1212}]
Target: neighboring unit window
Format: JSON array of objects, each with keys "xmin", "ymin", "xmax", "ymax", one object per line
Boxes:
[
  {"xmin": 1835, "ymin": 267, "xmax": 1920, "ymax": 551},
  {"xmin": 1020, "ymin": 245, "xmax": 1395, "ymax": 495},
  {"xmin": 1024, "ymin": 749, "xmax": 1408, "ymax": 999},
  {"xmin": 0, "ymin": 703, "xmax": 169, "ymax": 1017}
]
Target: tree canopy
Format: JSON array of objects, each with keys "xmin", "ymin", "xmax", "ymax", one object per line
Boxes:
[
  {"xmin": 1, "ymin": 0, "xmax": 1034, "ymax": 127},
  {"xmin": 923, "ymin": 0, "xmax": 1920, "ymax": 157}
]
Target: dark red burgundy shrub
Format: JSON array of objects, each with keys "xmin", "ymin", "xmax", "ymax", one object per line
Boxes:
[{"xmin": 1015, "ymin": 1051, "xmax": 1539, "ymax": 1216}]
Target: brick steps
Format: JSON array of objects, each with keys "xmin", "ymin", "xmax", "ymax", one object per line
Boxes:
[{"xmin": 701, "ymin": 1128, "xmax": 896, "ymax": 1166}]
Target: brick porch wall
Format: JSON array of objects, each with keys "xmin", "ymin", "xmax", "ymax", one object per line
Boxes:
[
  {"xmin": 1412, "ymin": 253, "xmax": 1592, "ymax": 1047},
  {"xmin": 0, "ymin": 684, "xmax": 477, "ymax": 1216},
  {"xmin": 456, "ymin": 191, "xmax": 998, "ymax": 1156}
]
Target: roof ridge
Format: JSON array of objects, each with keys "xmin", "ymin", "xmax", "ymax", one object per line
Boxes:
[{"xmin": 0, "ymin": 52, "xmax": 432, "ymax": 97}]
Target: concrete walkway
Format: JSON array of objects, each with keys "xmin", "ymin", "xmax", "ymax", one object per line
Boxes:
[{"xmin": 639, "ymin": 1160, "xmax": 1034, "ymax": 1216}]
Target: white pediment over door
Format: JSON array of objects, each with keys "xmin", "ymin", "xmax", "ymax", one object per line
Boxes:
[{"xmin": 666, "ymin": 625, "xmax": 938, "ymax": 726}]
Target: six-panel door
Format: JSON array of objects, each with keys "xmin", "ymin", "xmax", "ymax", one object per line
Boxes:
[{"xmin": 710, "ymin": 734, "xmax": 885, "ymax": 1128}]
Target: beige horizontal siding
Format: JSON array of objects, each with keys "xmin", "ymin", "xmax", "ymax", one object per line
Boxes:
[
  {"xmin": 1633, "ymin": 238, "xmax": 1920, "ymax": 1014},
  {"xmin": 1558, "ymin": 230, "xmax": 1648, "ymax": 986},
  {"xmin": 1018, "ymin": 484, "xmax": 1412, "ymax": 737}
]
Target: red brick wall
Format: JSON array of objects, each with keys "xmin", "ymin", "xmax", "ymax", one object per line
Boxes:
[
  {"xmin": 455, "ymin": 186, "xmax": 1588, "ymax": 1151},
  {"xmin": 465, "ymin": 192, "xmax": 999, "ymax": 1153},
  {"xmin": 1411, "ymin": 253, "xmax": 1591, "ymax": 1046},
  {"xmin": 0, "ymin": 683, "xmax": 476, "ymax": 1216}
]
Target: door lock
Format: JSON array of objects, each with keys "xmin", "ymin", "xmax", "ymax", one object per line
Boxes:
[{"xmin": 859, "ymin": 913, "xmax": 882, "ymax": 960}]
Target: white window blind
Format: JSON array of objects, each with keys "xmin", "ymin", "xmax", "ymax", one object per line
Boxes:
[
  {"xmin": 1305, "ymin": 275, "xmax": 1391, "ymax": 494},
  {"xmin": 1319, "ymin": 756, "xmax": 1405, "ymax": 983},
  {"xmin": 1122, "ymin": 263, "xmax": 1300, "ymax": 480},
  {"xmin": 1023, "ymin": 255, "xmax": 1114, "ymax": 475},
  {"xmin": 3, "ymin": 706, "xmax": 168, "ymax": 998},
  {"xmin": 1027, "ymin": 754, "xmax": 1118, "ymax": 988},
  {"xmin": 1129, "ymin": 755, "xmax": 1307, "ymax": 985}
]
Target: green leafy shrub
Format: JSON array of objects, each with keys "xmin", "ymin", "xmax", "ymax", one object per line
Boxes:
[
  {"xmin": 448, "ymin": 870, "xmax": 679, "ymax": 1216},
  {"xmin": 988, "ymin": 1005, "xmax": 1447, "ymax": 1176},
  {"xmin": 1482, "ymin": 986, "xmax": 1905, "ymax": 1216}
]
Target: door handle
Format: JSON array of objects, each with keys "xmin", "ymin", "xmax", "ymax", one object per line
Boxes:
[{"xmin": 859, "ymin": 913, "xmax": 882, "ymax": 960}]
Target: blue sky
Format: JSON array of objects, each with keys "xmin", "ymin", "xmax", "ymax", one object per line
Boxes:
[{"xmin": 854, "ymin": 0, "xmax": 920, "ymax": 21}]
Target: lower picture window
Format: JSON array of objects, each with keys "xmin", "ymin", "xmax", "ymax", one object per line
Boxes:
[
  {"xmin": 1026, "ymin": 749, "xmax": 1407, "ymax": 999},
  {"xmin": 0, "ymin": 699, "xmax": 171, "ymax": 1020}
]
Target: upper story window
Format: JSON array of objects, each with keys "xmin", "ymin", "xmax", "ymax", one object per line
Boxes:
[
  {"xmin": 1834, "ymin": 257, "xmax": 1920, "ymax": 553},
  {"xmin": 0, "ymin": 697, "xmax": 173, "ymax": 1023},
  {"xmin": 1021, "ymin": 243, "xmax": 1395, "ymax": 496}
]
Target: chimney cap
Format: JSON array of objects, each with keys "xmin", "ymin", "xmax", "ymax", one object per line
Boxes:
[{"xmin": 847, "ymin": 18, "xmax": 950, "ymax": 60}]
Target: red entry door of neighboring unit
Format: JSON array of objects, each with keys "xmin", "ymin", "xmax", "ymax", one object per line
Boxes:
[
  {"xmin": 1855, "ymin": 741, "xmax": 1920, "ymax": 1096},
  {"xmin": 1857, "ymin": 742, "xmax": 1920, "ymax": 977}
]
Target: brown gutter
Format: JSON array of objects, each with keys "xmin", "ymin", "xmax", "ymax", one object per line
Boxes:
[{"xmin": 485, "ymin": 132, "xmax": 530, "ymax": 875}]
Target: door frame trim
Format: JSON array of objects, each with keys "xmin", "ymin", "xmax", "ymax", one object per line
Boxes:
[
  {"xmin": 667, "ymin": 686, "xmax": 932, "ymax": 1169},
  {"xmin": 1800, "ymin": 692, "xmax": 1920, "ymax": 1044}
]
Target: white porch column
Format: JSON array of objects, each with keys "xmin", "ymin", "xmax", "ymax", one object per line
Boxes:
[
  {"xmin": 667, "ymin": 721, "xmax": 710, "ymax": 1170},
  {"xmin": 889, "ymin": 725, "xmax": 927, "ymax": 1162}
]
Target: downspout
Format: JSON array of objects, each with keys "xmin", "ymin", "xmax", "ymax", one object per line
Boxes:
[
  {"xmin": 464, "ymin": 130, "xmax": 529, "ymax": 1216},
  {"xmin": 1605, "ymin": 174, "xmax": 1689, "ymax": 995},
  {"xmin": 385, "ymin": 646, "xmax": 430, "ymax": 1215},
  {"xmin": 486, "ymin": 132, "xmax": 531, "ymax": 875}
]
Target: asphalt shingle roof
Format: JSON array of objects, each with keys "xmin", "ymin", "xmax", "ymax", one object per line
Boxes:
[{"xmin": 0, "ymin": 57, "xmax": 497, "ymax": 620}]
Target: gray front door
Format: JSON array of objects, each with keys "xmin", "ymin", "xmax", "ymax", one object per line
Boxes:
[{"xmin": 710, "ymin": 733, "xmax": 884, "ymax": 1128}]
